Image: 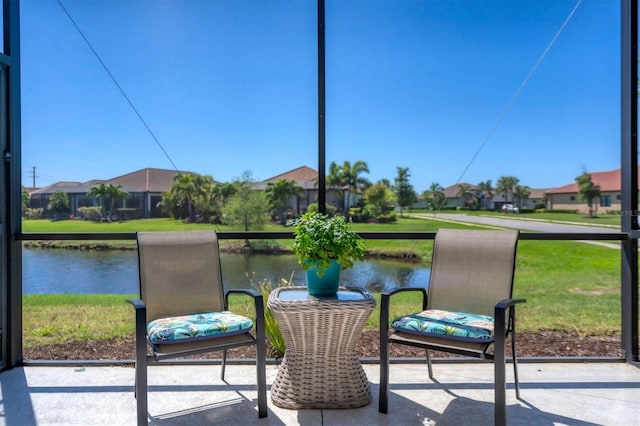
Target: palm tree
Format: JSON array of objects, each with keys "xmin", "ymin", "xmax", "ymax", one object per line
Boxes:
[
  {"xmin": 496, "ymin": 176, "xmax": 519, "ymax": 211},
  {"xmin": 105, "ymin": 184, "xmax": 129, "ymax": 220},
  {"xmin": 477, "ymin": 180, "xmax": 494, "ymax": 209},
  {"xmin": 326, "ymin": 161, "xmax": 347, "ymax": 211},
  {"xmin": 191, "ymin": 174, "xmax": 217, "ymax": 222},
  {"xmin": 456, "ymin": 183, "xmax": 475, "ymax": 208},
  {"xmin": 342, "ymin": 160, "xmax": 371, "ymax": 212},
  {"xmin": 513, "ymin": 185, "xmax": 531, "ymax": 211},
  {"xmin": 423, "ymin": 182, "xmax": 445, "ymax": 211},
  {"xmin": 266, "ymin": 179, "xmax": 303, "ymax": 225},
  {"xmin": 87, "ymin": 183, "xmax": 110, "ymax": 219},
  {"xmin": 172, "ymin": 173, "xmax": 197, "ymax": 222}
]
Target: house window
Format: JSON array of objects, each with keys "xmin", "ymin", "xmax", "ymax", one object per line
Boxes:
[
  {"xmin": 601, "ymin": 195, "xmax": 611, "ymax": 207},
  {"xmin": 570, "ymin": 196, "xmax": 575, "ymax": 201}
]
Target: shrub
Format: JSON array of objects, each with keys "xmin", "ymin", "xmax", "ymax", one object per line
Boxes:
[
  {"xmin": 303, "ymin": 202, "xmax": 337, "ymax": 216},
  {"xmin": 78, "ymin": 207, "xmax": 102, "ymax": 221},
  {"xmin": 23, "ymin": 208, "xmax": 44, "ymax": 220}
]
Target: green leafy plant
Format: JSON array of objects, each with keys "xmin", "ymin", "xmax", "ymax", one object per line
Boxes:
[
  {"xmin": 292, "ymin": 212, "xmax": 366, "ymax": 276},
  {"xmin": 249, "ymin": 273, "xmax": 291, "ymax": 358}
]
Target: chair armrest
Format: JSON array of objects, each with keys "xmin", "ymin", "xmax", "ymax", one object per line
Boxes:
[
  {"xmin": 380, "ymin": 287, "xmax": 428, "ymax": 335},
  {"xmin": 495, "ymin": 297, "xmax": 526, "ymax": 310},
  {"xmin": 127, "ymin": 298, "xmax": 146, "ymax": 311},
  {"xmin": 494, "ymin": 298, "xmax": 526, "ymax": 337},
  {"xmin": 225, "ymin": 288, "xmax": 262, "ymax": 311},
  {"xmin": 225, "ymin": 288, "xmax": 261, "ymax": 300},
  {"xmin": 225, "ymin": 289, "xmax": 265, "ymax": 334},
  {"xmin": 127, "ymin": 299, "xmax": 148, "ymax": 349}
]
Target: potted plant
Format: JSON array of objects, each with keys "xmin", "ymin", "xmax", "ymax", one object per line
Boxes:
[{"xmin": 292, "ymin": 211, "xmax": 366, "ymax": 296}]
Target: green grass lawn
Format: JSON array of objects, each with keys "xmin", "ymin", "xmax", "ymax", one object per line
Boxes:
[{"xmin": 21, "ymin": 215, "xmax": 625, "ymax": 349}]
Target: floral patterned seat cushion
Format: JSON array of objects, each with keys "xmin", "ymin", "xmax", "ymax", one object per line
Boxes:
[
  {"xmin": 147, "ymin": 311, "xmax": 253, "ymax": 344},
  {"xmin": 391, "ymin": 309, "xmax": 494, "ymax": 342}
]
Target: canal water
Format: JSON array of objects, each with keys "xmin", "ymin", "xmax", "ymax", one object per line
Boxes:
[{"xmin": 22, "ymin": 248, "xmax": 430, "ymax": 295}]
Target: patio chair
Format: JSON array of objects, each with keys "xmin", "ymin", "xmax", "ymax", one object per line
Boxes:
[
  {"xmin": 378, "ymin": 228, "xmax": 523, "ymax": 426},
  {"xmin": 129, "ymin": 231, "xmax": 267, "ymax": 425}
]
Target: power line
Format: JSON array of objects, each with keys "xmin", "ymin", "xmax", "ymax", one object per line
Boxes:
[
  {"xmin": 56, "ymin": 0, "xmax": 179, "ymax": 171},
  {"xmin": 432, "ymin": 0, "xmax": 583, "ymax": 213}
]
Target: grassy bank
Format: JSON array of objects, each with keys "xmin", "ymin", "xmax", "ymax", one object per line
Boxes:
[
  {"xmin": 21, "ymin": 216, "xmax": 623, "ymax": 349},
  {"xmin": 23, "ymin": 241, "xmax": 621, "ymax": 349}
]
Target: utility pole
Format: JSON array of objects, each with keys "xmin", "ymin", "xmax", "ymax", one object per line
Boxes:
[{"xmin": 29, "ymin": 166, "xmax": 35, "ymax": 188}]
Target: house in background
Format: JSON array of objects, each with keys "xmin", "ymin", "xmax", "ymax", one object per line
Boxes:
[
  {"xmin": 29, "ymin": 168, "xmax": 184, "ymax": 218},
  {"xmin": 30, "ymin": 180, "xmax": 103, "ymax": 217},
  {"xmin": 523, "ymin": 188, "xmax": 550, "ymax": 209},
  {"xmin": 106, "ymin": 168, "xmax": 187, "ymax": 218},
  {"xmin": 256, "ymin": 165, "xmax": 345, "ymax": 215},
  {"xmin": 438, "ymin": 183, "xmax": 549, "ymax": 211},
  {"xmin": 546, "ymin": 167, "xmax": 639, "ymax": 214},
  {"xmin": 441, "ymin": 183, "xmax": 476, "ymax": 208}
]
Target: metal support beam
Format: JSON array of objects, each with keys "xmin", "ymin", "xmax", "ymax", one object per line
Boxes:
[
  {"xmin": 317, "ymin": 0, "xmax": 326, "ymax": 214},
  {"xmin": 620, "ymin": 0, "xmax": 639, "ymax": 363},
  {"xmin": 2, "ymin": 0, "xmax": 23, "ymax": 368}
]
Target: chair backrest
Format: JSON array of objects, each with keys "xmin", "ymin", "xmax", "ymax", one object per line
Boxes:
[
  {"xmin": 137, "ymin": 231, "xmax": 226, "ymax": 322},
  {"xmin": 427, "ymin": 229, "xmax": 519, "ymax": 317}
]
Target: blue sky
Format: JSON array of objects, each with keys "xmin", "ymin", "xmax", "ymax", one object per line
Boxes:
[{"xmin": 19, "ymin": 0, "xmax": 621, "ymax": 192}]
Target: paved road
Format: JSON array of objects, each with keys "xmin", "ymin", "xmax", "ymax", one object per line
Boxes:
[{"xmin": 411, "ymin": 213, "xmax": 621, "ymax": 249}]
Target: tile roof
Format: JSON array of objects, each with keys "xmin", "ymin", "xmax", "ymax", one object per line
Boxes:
[
  {"xmin": 31, "ymin": 181, "xmax": 90, "ymax": 195},
  {"xmin": 528, "ymin": 188, "xmax": 551, "ymax": 199},
  {"xmin": 442, "ymin": 183, "xmax": 476, "ymax": 198},
  {"xmin": 546, "ymin": 166, "xmax": 640, "ymax": 194},
  {"xmin": 262, "ymin": 166, "xmax": 318, "ymax": 183},
  {"xmin": 106, "ymin": 168, "xmax": 187, "ymax": 193}
]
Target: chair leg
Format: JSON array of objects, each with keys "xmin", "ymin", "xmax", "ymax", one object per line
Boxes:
[
  {"xmin": 511, "ymin": 332, "xmax": 521, "ymax": 400},
  {"xmin": 494, "ymin": 312, "xmax": 507, "ymax": 426},
  {"xmin": 135, "ymin": 337, "xmax": 148, "ymax": 425},
  {"xmin": 134, "ymin": 308, "xmax": 148, "ymax": 425},
  {"xmin": 426, "ymin": 350, "xmax": 434, "ymax": 379},
  {"xmin": 378, "ymin": 328, "xmax": 389, "ymax": 413},
  {"xmin": 256, "ymin": 333, "xmax": 268, "ymax": 418},
  {"xmin": 220, "ymin": 349, "xmax": 227, "ymax": 381}
]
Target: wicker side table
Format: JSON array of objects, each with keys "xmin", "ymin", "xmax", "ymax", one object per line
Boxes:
[{"xmin": 268, "ymin": 286, "xmax": 376, "ymax": 409}]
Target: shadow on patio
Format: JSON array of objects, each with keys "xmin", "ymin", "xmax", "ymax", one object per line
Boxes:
[{"xmin": 1, "ymin": 361, "xmax": 638, "ymax": 425}]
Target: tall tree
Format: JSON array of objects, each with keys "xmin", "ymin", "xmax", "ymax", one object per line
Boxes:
[
  {"xmin": 393, "ymin": 167, "xmax": 417, "ymax": 217},
  {"xmin": 576, "ymin": 172, "xmax": 601, "ymax": 217},
  {"xmin": 21, "ymin": 187, "xmax": 30, "ymax": 213},
  {"xmin": 266, "ymin": 179, "xmax": 303, "ymax": 225},
  {"xmin": 87, "ymin": 183, "xmax": 129, "ymax": 220},
  {"xmin": 326, "ymin": 161, "xmax": 347, "ymax": 211},
  {"xmin": 87, "ymin": 183, "xmax": 111, "ymax": 219},
  {"xmin": 496, "ymin": 176, "xmax": 519, "ymax": 210},
  {"xmin": 477, "ymin": 180, "xmax": 494, "ymax": 209},
  {"xmin": 105, "ymin": 184, "xmax": 129, "ymax": 220},
  {"xmin": 423, "ymin": 182, "xmax": 445, "ymax": 211},
  {"xmin": 513, "ymin": 185, "xmax": 531, "ymax": 210},
  {"xmin": 48, "ymin": 191, "xmax": 70, "ymax": 219},
  {"xmin": 222, "ymin": 170, "xmax": 268, "ymax": 233},
  {"xmin": 342, "ymin": 160, "xmax": 371, "ymax": 212},
  {"xmin": 456, "ymin": 183, "xmax": 475, "ymax": 208},
  {"xmin": 364, "ymin": 182, "xmax": 397, "ymax": 218},
  {"xmin": 171, "ymin": 173, "xmax": 197, "ymax": 222}
]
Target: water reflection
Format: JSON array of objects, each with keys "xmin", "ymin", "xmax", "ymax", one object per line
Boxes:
[{"xmin": 22, "ymin": 248, "xmax": 430, "ymax": 295}]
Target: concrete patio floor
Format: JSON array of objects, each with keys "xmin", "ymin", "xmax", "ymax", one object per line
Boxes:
[{"xmin": 0, "ymin": 361, "xmax": 638, "ymax": 425}]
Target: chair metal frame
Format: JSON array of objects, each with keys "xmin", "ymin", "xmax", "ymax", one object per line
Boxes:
[
  {"xmin": 378, "ymin": 229, "xmax": 524, "ymax": 426},
  {"xmin": 129, "ymin": 231, "xmax": 267, "ymax": 425}
]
